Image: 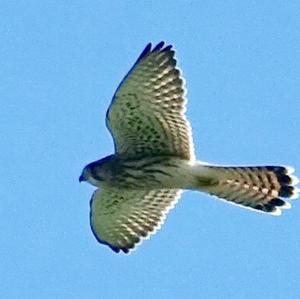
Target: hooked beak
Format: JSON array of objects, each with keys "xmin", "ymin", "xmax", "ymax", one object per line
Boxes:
[{"xmin": 79, "ymin": 174, "xmax": 85, "ymax": 183}]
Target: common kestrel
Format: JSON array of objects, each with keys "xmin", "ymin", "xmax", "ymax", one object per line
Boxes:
[{"xmin": 79, "ymin": 42, "xmax": 299, "ymax": 253}]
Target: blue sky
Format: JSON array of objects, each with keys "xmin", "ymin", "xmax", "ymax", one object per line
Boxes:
[{"xmin": 1, "ymin": 1, "xmax": 300, "ymax": 298}]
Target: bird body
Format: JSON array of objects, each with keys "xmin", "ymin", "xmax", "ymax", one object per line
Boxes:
[
  {"xmin": 81, "ymin": 155, "xmax": 201, "ymax": 190},
  {"xmin": 80, "ymin": 42, "xmax": 299, "ymax": 253}
]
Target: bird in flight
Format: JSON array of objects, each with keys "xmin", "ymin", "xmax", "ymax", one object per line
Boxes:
[{"xmin": 79, "ymin": 42, "xmax": 299, "ymax": 253}]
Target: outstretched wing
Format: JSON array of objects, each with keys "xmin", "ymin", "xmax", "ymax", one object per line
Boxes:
[
  {"xmin": 90, "ymin": 187, "xmax": 182, "ymax": 253},
  {"xmin": 106, "ymin": 42, "xmax": 195, "ymax": 160}
]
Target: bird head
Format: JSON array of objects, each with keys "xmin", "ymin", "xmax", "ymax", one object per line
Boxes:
[
  {"xmin": 79, "ymin": 166, "xmax": 90, "ymax": 183},
  {"xmin": 79, "ymin": 161, "xmax": 105, "ymax": 187}
]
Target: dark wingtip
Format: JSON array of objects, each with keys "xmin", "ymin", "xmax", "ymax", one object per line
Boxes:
[
  {"xmin": 121, "ymin": 247, "xmax": 130, "ymax": 254},
  {"xmin": 163, "ymin": 44, "xmax": 173, "ymax": 52},
  {"xmin": 135, "ymin": 41, "xmax": 173, "ymax": 65},
  {"xmin": 153, "ymin": 41, "xmax": 173, "ymax": 53},
  {"xmin": 137, "ymin": 43, "xmax": 152, "ymax": 61},
  {"xmin": 153, "ymin": 41, "xmax": 165, "ymax": 51}
]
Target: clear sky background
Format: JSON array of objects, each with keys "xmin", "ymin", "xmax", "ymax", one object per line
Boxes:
[{"xmin": 1, "ymin": 1, "xmax": 300, "ymax": 298}]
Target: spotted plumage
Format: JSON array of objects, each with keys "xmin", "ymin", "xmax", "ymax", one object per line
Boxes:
[
  {"xmin": 106, "ymin": 42, "xmax": 194, "ymax": 160},
  {"xmin": 90, "ymin": 188, "xmax": 182, "ymax": 253},
  {"xmin": 80, "ymin": 42, "xmax": 299, "ymax": 253}
]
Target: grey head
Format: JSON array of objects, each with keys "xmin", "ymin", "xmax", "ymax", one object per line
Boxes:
[
  {"xmin": 79, "ymin": 164, "xmax": 93, "ymax": 183},
  {"xmin": 79, "ymin": 155, "xmax": 115, "ymax": 186}
]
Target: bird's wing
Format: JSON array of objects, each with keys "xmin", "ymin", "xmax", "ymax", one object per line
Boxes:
[
  {"xmin": 90, "ymin": 187, "xmax": 182, "ymax": 253},
  {"xmin": 106, "ymin": 42, "xmax": 195, "ymax": 160}
]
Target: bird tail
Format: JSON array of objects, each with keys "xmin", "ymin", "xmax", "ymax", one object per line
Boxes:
[{"xmin": 194, "ymin": 165, "xmax": 299, "ymax": 215}]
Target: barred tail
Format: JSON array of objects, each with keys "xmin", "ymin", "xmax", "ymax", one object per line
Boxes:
[{"xmin": 197, "ymin": 165, "xmax": 299, "ymax": 215}]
